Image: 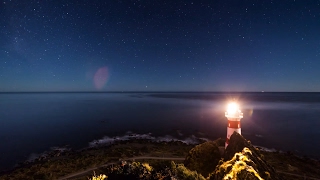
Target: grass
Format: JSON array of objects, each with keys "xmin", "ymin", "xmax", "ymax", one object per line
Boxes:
[{"xmin": 0, "ymin": 140, "xmax": 193, "ymax": 180}]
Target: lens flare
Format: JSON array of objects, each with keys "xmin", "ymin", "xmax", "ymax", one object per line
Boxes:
[{"xmin": 93, "ymin": 66, "xmax": 109, "ymax": 90}]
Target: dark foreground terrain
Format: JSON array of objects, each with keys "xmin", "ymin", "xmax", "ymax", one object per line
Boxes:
[{"xmin": 1, "ymin": 133, "xmax": 320, "ymax": 180}]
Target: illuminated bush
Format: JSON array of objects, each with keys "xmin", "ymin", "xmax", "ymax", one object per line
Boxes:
[
  {"xmin": 210, "ymin": 147, "xmax": 263, "ymax": 180},
  {"xmin": 90, "ymin": 173, "xmax": 107, "ymax": 180}
]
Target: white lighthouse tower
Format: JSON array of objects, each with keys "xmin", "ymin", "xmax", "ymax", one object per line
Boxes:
[{"xmin": 225, "ymin": 102, "xmax": 243, "ymax": 148}]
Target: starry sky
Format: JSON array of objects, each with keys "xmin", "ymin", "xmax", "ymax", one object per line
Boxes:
[{"xmin": 1, "ymin": 0, "xmax": 320, "ymax": 92}]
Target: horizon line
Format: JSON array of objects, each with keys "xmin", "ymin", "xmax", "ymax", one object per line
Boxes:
[{"xmin": 0, "ymin": 91, "xmax": 319, "ymax": 93}]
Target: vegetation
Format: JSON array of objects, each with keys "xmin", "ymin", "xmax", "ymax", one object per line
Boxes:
[
  {"xmin": 260, "ymin": 150, "xmax": 320, "ymax": 180},
  {"xmin": 91, "ymin": 161, "xmax": 205, "ymax": 180},
  {"xmin": 221, "ymin": 132, "xmax": 283, "ymax": 180},
  {"xmin": 104, "ymin": 161, "xmax": 155, "ymax": 180},
  {"xmin": 2, "ymin": 134, "xmax": 320, "ymax": 180},
  {"xmin": 0, "ymin": 140, "xmax": 193, "ymax": 180},
  {"xmin": 184, "ymin": 138, "xmax": 223, "ymax": 177},
  {"xmin": 172, "ymin": 161, "xmax": 206, "ymax": 180},
  {"xmin": 90, "ymin": 173, "xmax": 107, "ymax": 180},
  {"xmin": 210, "ymin": 147, "xmax": 264, "ymax": 180}
]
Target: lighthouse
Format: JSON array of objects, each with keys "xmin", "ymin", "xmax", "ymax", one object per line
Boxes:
[{"xmin": 225, "ymin": 102, "xmax": 243, "ymax": 148}]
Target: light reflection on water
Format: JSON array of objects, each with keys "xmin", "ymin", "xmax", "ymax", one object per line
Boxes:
[{"xmin": 0, "ymin": 92, "xmax": 320, "ymax": 171}]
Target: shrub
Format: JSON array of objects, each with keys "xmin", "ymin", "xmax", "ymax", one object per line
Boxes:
[
  {"xmin": 184, "ymin": 140, "xmax": 221, "ymax": 177},
  {"xmin": 90, "ymin": 173, "xmax": 107, "ymax": 180},
  {"xmin": 172, "ymin": 161, "xmax": 206, "ymax": 180}
]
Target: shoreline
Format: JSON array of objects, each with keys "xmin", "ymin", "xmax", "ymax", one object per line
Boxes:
[
  {"xmin": 0, "ymin": 138, "xmax": 195, "ymax": 179},
  {"xmin": 0, "ymin": 132, "xmax": 205, "ymax": 174},
  {"xmin": 1, "ymin": 135, "xmax": 320, "ymax": 179},
  {"xmin": 2, "ymin": 131, "xmax": 320, "ymax": 174}
]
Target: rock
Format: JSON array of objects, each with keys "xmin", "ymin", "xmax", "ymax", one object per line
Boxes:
[{"xmin": 210, "ymin": 132, "xmax": 284, "ymax": 180}]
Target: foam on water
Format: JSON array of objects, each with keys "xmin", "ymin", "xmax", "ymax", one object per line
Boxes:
[{"xmin": 89, "ymin": 132, "xmax": 203, "ymax": 147}]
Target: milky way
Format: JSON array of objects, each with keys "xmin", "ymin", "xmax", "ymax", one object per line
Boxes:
[{"xmin": 1, "ymin": 0, "xmax": 320, "ymax": 92}]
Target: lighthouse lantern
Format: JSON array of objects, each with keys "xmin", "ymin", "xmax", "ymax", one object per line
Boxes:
[{"xmin": 225, "ymin": 102, "xmax": 243, "ymax": 148}]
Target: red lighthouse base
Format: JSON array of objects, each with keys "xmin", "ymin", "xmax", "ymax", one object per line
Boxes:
[{"xmin": 225, "ymin": 119, "xmax": 241, "ymax": 148}]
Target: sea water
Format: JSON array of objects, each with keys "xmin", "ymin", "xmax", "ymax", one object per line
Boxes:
[{"xmin": 0, "ymin": 92, "xmax": 320, "ymax": 171}]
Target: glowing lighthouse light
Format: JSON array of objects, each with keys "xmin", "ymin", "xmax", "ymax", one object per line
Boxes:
[{"xmin": 225, "ymin": 102, "xmax": 243, "ymax": 148}]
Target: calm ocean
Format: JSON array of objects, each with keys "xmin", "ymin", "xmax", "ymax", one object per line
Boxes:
[{"xmin": 1, "ymin": 92, "xmax": 320, "ymax": 171}]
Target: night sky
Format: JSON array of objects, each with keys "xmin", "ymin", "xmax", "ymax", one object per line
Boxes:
[{"xmin": 1, "ymin": 0, "xmax": 320, "ymax": 92}]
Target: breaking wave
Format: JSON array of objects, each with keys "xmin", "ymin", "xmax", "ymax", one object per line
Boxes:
[{"xmin": 89, "ymin": 131, "xmax": 205, "ymax": 147}]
